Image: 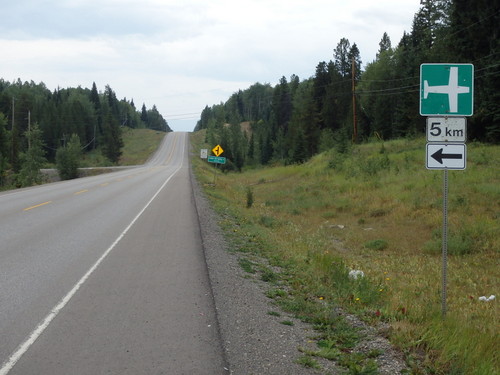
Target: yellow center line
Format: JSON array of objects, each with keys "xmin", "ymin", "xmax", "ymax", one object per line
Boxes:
[
  {"xmin": 24, "ymin": 201, "xmax": 52, "ymax": 211},
  {"xmin": 100, "ymin": 182, "xmax": 109, "ymax": 187},
  {"xmin": 74, "ymin": 189, "xmax": 89, "ymax": 195}
]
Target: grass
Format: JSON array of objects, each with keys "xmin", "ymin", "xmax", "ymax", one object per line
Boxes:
[
  {"xmin": 61, "ymin": 127, "xmax": 166, "ymax": 168},
  {"xmin": 238, "ymin": 258, "xmax": 256, "ymax": 274},
  {"xmin": 191, "ymin": 131, "xmax": 499, "ymax": 374},
  {"xmin": 79, "ymin": 127, "xmax": 167, "ymax": 167},
  {"xmin": 295, "ymin": 355, "xmax": 321, "ymax": 369},
  {"xmin": 119, "ymin": 127, "xmax": 166, "ymax": 165}
]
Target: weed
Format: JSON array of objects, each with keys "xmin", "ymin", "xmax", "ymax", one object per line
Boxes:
[
  {"xmin": 423, "ymin": 228, "xmax": 476, "ymax": 255},
  {"xmin": 367, "ymin": 349, "xmax": 382, "ymax": 358},
  {"xmin": 322, "ymin": 211, "xmax": 337, "ymax": 219},
  {"xmin": 246, "ymin": 187, "xmax": 254, "ymax": 208},
  {"xmin": 364, "ymin": 239, "xmax": 388, "ymax": 251},
  {"xmin": 341, "ymin": 355, "xmax": 378, "ymax": 375},
  {"xmin": 259, "ymin": 215, "xmax": 277, "ymax": 228},
  {"xmin": 268, "ymin": 311, "xmax": 281, "ymax": 317},
  {"xmin": 265, "ymin": 199, "xmax": 282, "ymax": 206},
  {"xmin": 281, "ymin": 320, "xmax": 294, "ymax": 326},
  {"xmin": 300, "ymin": 343, "xmax": 341, "ymax": 360},
  {"xmin": 238, "ymin": 258, "xmax": 256, "ymax": 273},
  {"xmin": 295, "ymin": 355, "xmax": 321, "ymax": 369},
  {"xmin": 369, "ymin": 208, "xmax": 390, "ymax": 217},
  {"xmin": 260, "ymin": 267, "xmax": 279, "ymax": 283},
  {"xmin": 266, "ymin": 288, "xmax": 287, "ymax": 299}
]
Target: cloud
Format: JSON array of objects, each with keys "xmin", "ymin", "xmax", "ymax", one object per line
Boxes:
[{"xmin": 0, "ymin": 0, "xmax": 421, "ymax": 131}]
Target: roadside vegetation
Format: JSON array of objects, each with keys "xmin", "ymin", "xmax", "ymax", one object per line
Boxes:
[
  {"xmin": 191, "ymin": 130, "xmax": 499, "ymax": 374},
  {"xmin": 0, "ymin": 127, "xmax": 165, "ymax": 190},
  {"xmin": 118, "ymin": 127, "xmax": 166, "ymax": 166},
  {"xmin": 0, "ymin": 80, "xmax": 171, "ymax": 188}
]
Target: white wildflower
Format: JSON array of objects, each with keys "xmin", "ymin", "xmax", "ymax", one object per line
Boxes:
[
  {"xmin": 478, "ymin": 295, "xmax": 496, "ymax": 302},
  {"xmin": 349, "ymin": 270, "xmax": 365, "ymax": 279}
]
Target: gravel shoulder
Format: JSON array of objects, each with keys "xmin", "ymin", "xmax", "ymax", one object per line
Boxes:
[{"xmin": 190, "ymin": 166, "xmax": 408, "ymax": 375}]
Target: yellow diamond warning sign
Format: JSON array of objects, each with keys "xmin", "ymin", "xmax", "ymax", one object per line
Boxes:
[{"xmin": 212, "ymin": 144, "xmax": 224, "ymax": 157}]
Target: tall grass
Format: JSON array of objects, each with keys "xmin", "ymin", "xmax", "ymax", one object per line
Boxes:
[
  {"xmin": 191, "ymin": 131, "xmax": 499, "ymax": 374},
  {"xmin": 119, "ymin": 128, "xmax": 166, "ymax": 165}
]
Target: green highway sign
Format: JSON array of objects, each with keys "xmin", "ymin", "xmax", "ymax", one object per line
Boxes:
[
  {"xmin": 420, "ymin": 64, "xmax": 474, "ymax": 116},
  {"xmin": 208, "ymin": 156, "xmax": 226, "ymax": 164}
]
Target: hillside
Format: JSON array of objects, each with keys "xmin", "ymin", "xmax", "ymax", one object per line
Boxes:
[{"xmin": 190, "ymin": 130, "xmax": 499, "ymax": 374}]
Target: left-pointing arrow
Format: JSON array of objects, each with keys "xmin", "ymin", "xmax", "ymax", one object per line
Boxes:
[{"xmin": 431, "ymin": 148, "xmax": 463, "ymax": 164}]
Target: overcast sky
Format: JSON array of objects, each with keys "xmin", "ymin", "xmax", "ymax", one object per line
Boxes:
[{"xmin": 0, "ymin": 0, "xmax": 421, "ymax": 132}]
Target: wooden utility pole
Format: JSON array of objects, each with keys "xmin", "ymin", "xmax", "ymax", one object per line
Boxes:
[
  {"xmin": 352, "ymin": 56, "xmax": 357, "ymax": 143},
  {"xmin": 12, "ymin": 98, "xmax": 14, "ymax": 129},
  {"xmin": 28, "ymin": 110, "xmax": 31, "ymax": 149},
  {"xmin": 11, "ymin": 98, "xmax": 15, "ymax": 162}
]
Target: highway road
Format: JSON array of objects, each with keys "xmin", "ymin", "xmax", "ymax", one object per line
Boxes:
[{"xmin": 0, "ymin": 132, "xmax": 227, "ymax": 374}]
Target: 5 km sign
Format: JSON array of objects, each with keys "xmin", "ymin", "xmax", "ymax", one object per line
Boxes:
[{"xmin": 427, "ymin": 117, "xmax": 466, "ymax": 142}]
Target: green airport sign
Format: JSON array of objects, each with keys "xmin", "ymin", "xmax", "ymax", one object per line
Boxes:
[{"xmin": 420, "ymin": 64, "xmax": 474, "ymax": 116}]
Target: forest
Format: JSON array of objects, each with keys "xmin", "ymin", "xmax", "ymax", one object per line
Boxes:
[
  {"xmin": 0, "ymin": 80, "xmax": 171, "ymax": 186},
  {"xmin": 195, "ymin": 0, "xmax": 499, "ymax": 170}
]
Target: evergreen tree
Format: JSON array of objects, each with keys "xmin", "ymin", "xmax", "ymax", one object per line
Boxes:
[
  {"xmin": 334, "ymin": 38, "xmax": 352, "ymax": 77},
  {"xmin": 140, "ymin": 103, "xmax": 148, "ymax": 124},
  {"xmin": 101, "ymin": 111, "xmax": 123, "ymax": 163},
  {"xmin": 10, "ymin": 123, "xmax": 20, "ymax": 173},
  {"xmin": 56, "ymin": 134, "xmax": 81, "ymax": 180},
  {"xmin": 358, "ymin": 34, "xmax": 397, "ymax": 138},
  {"xmin": 89, "ymin": 82, "xmax": 101, "ymax": 149},
  {"xmin": 0, "ymin": 113, "xmax": 8, "ymax": 185},
  {"xmin": 313, "ymin": 61, "xmax": 330, "ymax": 128},
  {"xmin": 17, "ymin": 124, "xmax": 47, "ymax": 186},
  {"xmin": 270, "ymin": 76, "xmax": 292, "ymax": 160},
  {"xmin": 377, "ymin": 32, "xmax": 392, "ymax": 58},
  {"xmin": 146, "ymin": 105, "xmax": 170, "ymax": 131},
  {"xmin": 247, "ymin": 133, "xmax": 255, "ymax": 165},
  {"xmin": 288, "ymin": 80, "xmax": 319, "ymax": 161},
  {"xmin": 258, "ymin": 123, "xmax": 273, "ymax": 165},
  {"xmin": 448, "ymin": 0, "xmax": 500, "ymax": 141}
]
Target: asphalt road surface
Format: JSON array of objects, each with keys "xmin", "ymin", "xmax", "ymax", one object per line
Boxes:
[{"xmin": 0, "ymin": 132, "xmax": 228, "ymax": 374}]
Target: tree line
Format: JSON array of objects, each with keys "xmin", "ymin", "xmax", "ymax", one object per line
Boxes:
[
  {"xmin": 0, "ymin": 80, "xmax": 171, "ymax": 186},
  {"xmin": 195, "ymin": 0, "xmax": 499, "ymax": 170}
]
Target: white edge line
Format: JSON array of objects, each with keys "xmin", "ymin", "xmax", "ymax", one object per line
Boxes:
[{"xmin": 0, "ymin": 141, "xmax": 184, "ymax": 375}]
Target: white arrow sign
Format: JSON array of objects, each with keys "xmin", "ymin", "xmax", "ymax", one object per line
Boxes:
[{"xmin": 426, "ymin": 143, "xmax": 466, "ymax": 170}]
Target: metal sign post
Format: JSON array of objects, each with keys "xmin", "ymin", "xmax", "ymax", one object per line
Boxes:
[
  {"xmin": 442, "ymin": 169, "xmax": 448, "ymax": 316},
  {"xmin": 209, "ymin": 146, "xmax": 225, "ymax": 186},
  {"xmin": 420, "ymin": 63, "xmax": 473, "ymax": 318}
]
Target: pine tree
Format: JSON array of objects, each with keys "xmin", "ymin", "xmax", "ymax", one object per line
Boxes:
[
  {"xmin": 140, "ymin": 103, "xmax": 148, "ymax": 125},
  {"xmin": 56, "ymin": 134, "xmax": 81, "ymax": 180},
  {"xmin": 101, "ymin": 111, "xmax": 123, "ymax": 163},
  {"xmin": 448, "ymin": 0, "xmax": 500, "ymax": 141},
  {"xmin": 18, "ymin": 124, "xmax": 47, "ymax": 186},
  {"xmin": 0, "ymin": 113, "xmax": 8, "ymax": 185},
  {"xmin": 89, "ymin": 82, "xmax": 101, "ymax": 144}
]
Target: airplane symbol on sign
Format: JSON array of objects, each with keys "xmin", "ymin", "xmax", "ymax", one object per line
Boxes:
[{"xmin": 423, "ymin": 67, "xmax": 470, "ymax": 113}]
